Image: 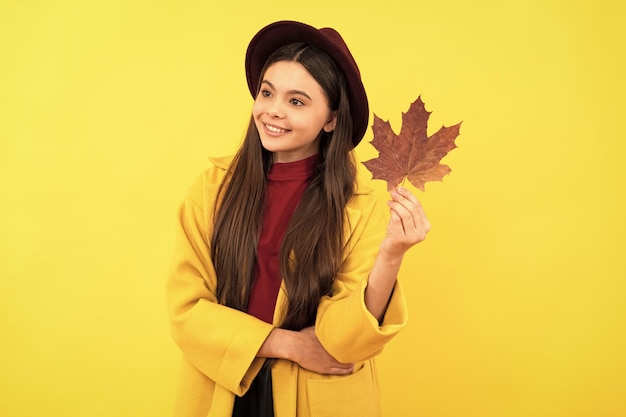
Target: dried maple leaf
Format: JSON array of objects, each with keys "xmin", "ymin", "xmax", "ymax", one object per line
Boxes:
[{"xmin": 362, "ymin": 96, "xmax": 461, "ymax": 191}]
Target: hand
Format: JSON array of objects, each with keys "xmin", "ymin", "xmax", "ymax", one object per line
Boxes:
[
  {"xmin": 292, "ymin": 327, "xmax": 354, "ymax": 375},
  {"xmin": 381, "ymin": 186, "xmax": 430, "ymax": 259}
]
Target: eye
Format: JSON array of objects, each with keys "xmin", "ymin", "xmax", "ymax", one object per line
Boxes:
[
  {"xmin": 259, "ymin": 89, "xmax": 272, "ymax": 98},
  {"xmin": 290, "ymin": 98, "xmax": 304, "ymax": 106}
]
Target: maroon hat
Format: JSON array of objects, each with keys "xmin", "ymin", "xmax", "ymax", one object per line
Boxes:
[{"xmin": 245, "ymin": 20, "xmax": 369, "ymax": 147}]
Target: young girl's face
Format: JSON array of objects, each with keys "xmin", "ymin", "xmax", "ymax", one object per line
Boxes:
[{"xmin": 253, "ymin": 60, "xmax": 337, "ymax": 163}]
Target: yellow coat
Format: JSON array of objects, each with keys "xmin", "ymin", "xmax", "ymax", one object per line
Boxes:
[{"xmin": 166, "ymin": 156, "xmax": 408, "ymax": 417}]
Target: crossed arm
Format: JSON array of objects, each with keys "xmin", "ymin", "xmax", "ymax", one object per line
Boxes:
[{"xmin": 257, "ymin": 186, "xmax": 430, "ymax": 375}]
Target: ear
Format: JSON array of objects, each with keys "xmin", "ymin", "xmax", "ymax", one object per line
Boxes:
[{"xmin": 322, "ymin": 112, "xmax": 337, "ymax": 133}]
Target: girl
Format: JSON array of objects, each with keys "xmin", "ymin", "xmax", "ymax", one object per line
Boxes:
[{"xmin": 166, "ymin": 20, "xmax": 430, "ymax": 417}]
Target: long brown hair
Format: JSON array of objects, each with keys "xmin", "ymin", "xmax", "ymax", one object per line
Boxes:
[{"xmin": 211, "ymin": 43, "xmax": 356, "ymax": 330}]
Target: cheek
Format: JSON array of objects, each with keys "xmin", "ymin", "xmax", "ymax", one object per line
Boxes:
[
  {"xmin": 309, "ymin": 111, "xmax": 332, "ymax": 131},
  {"xmin": 251, "ymin": 101, "xmax": 262, "ymax": 119}
]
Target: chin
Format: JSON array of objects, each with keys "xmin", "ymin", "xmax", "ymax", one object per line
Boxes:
[{"xmin": 259, "ymin": 140, "xmax": 282, "ymax": 154}]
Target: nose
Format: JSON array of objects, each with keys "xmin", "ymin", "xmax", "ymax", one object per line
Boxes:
[{"xmin": 266, "ymin": 101, "xmax": 284, "ymax": 118}]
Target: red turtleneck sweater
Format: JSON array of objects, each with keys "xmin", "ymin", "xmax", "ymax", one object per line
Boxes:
[{"xmin": 247, "ymin": 154, "xmax": 318, "ymax": 324}]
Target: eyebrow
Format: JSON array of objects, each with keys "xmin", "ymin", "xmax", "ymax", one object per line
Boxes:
[{"xmin": 261, "ymin": 80, "xmax": 312, "ymax": 101}]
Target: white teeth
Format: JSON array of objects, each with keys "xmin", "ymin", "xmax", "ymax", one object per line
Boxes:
[{"xmin": 265, "ymin": 124, "xmax": 287, "ymax": 133}]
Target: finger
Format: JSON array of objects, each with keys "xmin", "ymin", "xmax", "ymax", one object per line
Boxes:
[
  {"xmin": 423, "ymin": 218, "xmax": 431, "ymax": 234},
  {"xmin": 391, "ymin": 187, "xmax": 420, "ymax": 210},
  {"xmin": 395, "ymin": 186, "xmax": 421, "ymax": 206},
  {"xmin": 330, "ymin": 364, "xmax": 355, "ymax": 375},
  {"xmin": 392, "ymin": 188, "xmax": 423, "ymax": 219},
  {"xmin": 388, "ymin": 197, "xmax": 431, "ymax": 242},
  {"xmin": 388, "ymin": 198, "xmax": 417, "ymax": 233},
  {"xmin": 389, "ymin": 209, "xmax": 409, "ymax": 239},
  {"xmin": 398, "ymin": 187, "xmax": 429, "ymax": 220},
  {"xmin": 387, "ymin": 202, "xmax": 409, "ymax": 236}
]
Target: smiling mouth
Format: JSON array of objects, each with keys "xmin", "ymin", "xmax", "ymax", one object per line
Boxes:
[{"xmin": 264, "ymin": 123, "xmax": 289, "ymax": 134}]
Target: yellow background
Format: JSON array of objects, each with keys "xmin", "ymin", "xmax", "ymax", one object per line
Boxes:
[{"xmin": 1, "ymin": 1, "xmax": 624, "ymax": 416}]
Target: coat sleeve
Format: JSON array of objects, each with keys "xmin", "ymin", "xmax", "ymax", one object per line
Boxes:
[
  {"xmin": 314, "ymin": 193, "xmax": 408, "ymax": 364},
  {"xmin": 165, "ymin": 171, "xmax": 273, "ymax": 396}
]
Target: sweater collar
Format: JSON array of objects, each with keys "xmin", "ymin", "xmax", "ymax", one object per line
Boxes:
[{"xmin": 268, "ymin": 154, "xmax": 318, "ymax": 180}]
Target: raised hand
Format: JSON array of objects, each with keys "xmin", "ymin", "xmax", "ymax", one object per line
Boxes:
[{"xmin": 381, "ymin": 186, "xmax": 430, "ymax": 258}]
